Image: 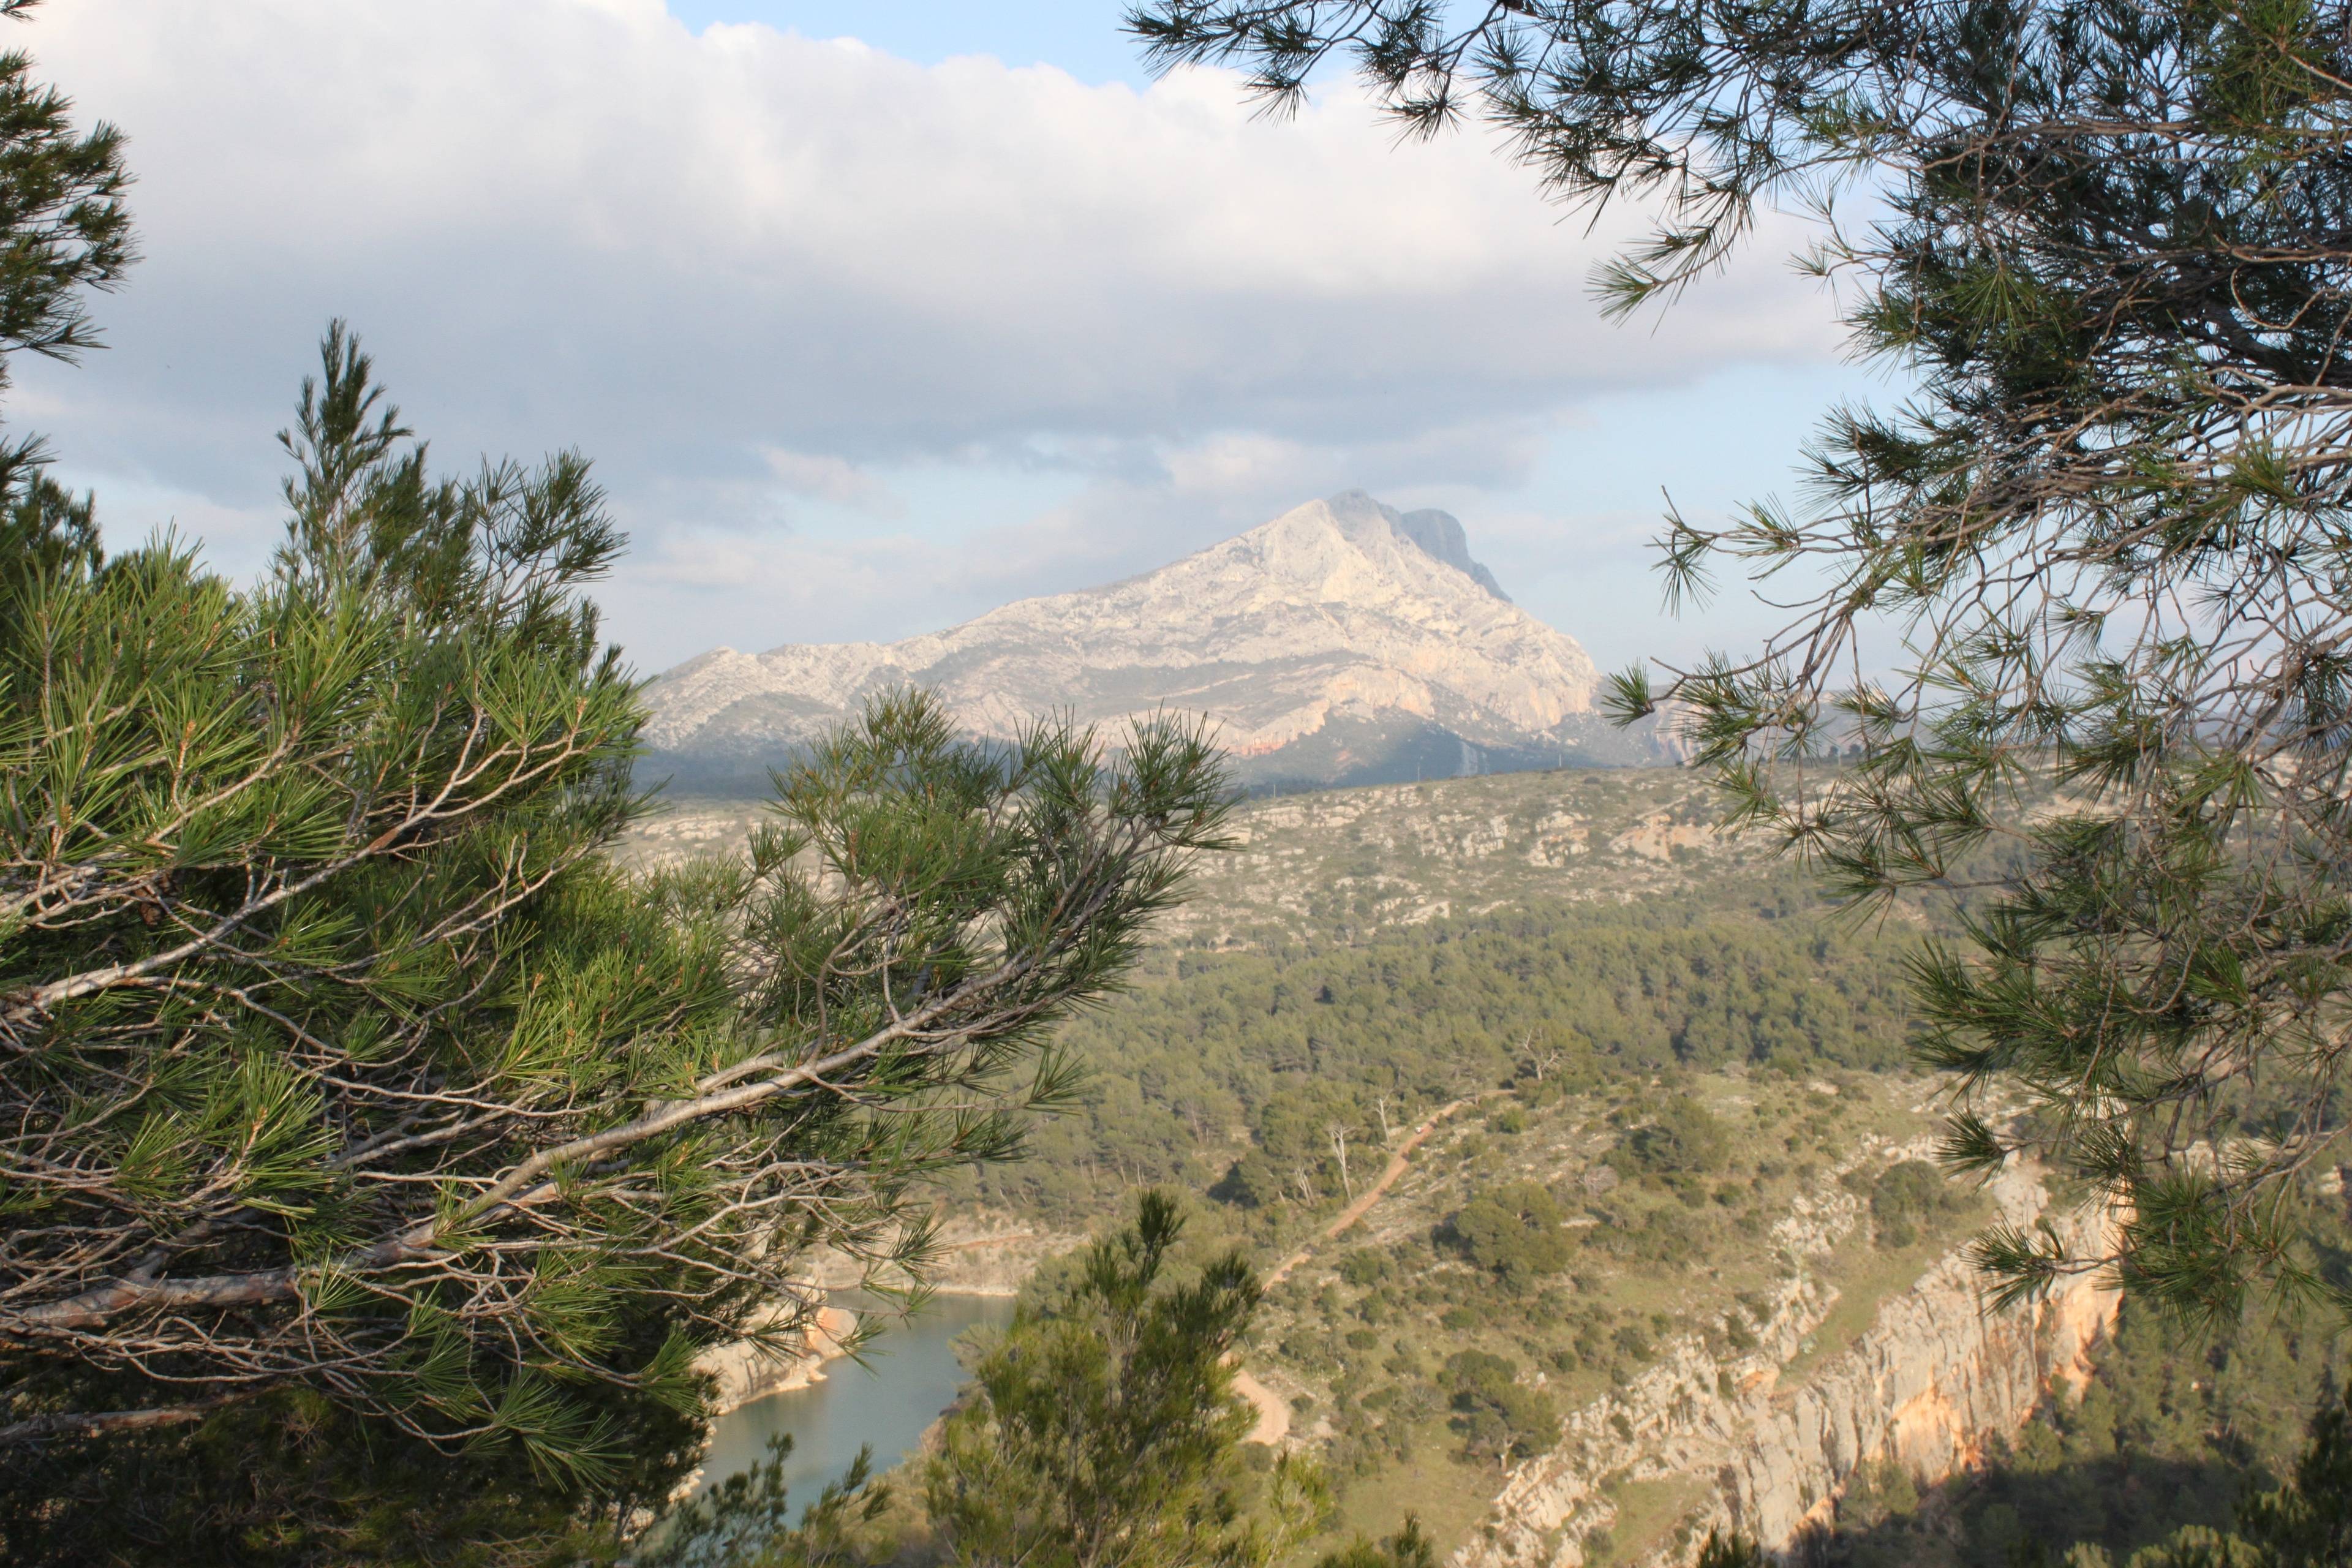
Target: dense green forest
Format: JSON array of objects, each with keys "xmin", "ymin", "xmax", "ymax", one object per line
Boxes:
[{"xmin": 958, "ymin": 876, "xmax": 1923, "ymax": 1226}]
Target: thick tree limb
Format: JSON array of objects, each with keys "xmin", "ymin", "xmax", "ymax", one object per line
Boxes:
[
  {"xmin": 0, "ymin": 1391, "xmax": 252, "ymax": 1446},
  {"xmin": 7, "ymin": 944, "xmax": 1040, "ymax": 1335}
]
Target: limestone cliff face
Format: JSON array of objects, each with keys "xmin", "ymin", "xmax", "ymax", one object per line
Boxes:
[
  {"xmin": 793, "ymin": 1210, "xmax": 1087, "ymax": 1299},
  {"xmin": 1716, "ymin": 1203, "xmax": 2114, "ymax": 1547},
  {"xmin": 1458, "ymin": 1161, "xmax": 2118, "ymax": 1568},
  {"xmin": 641, "ymin": 492, "xmax": 1656, "ymax": 789}
]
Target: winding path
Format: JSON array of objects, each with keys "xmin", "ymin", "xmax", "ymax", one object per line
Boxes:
[
  {"xmin": 1238, "ymin": 1095, "xmax": 1487, "ymax": 1442},
  {"xmin": 1265, "ymin": 1095, "xmax": 1482, "ymax": 1287}
]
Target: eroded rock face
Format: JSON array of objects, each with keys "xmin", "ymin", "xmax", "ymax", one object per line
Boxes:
[
  {"xmin": 793, "ymin": 1210, "xmax": 1087, "ymax": 1300},
  {"xmin": 1718, "ymin": 1205, "xmax": 2114, "ymax": 1548},
  {"xmin": 641, "ymin": 492, "xmax": 1655, "ymax": 789},
  {"xmin": 1455, "ymin": 1161, "xmax": 2119, "ymax": 1568}
]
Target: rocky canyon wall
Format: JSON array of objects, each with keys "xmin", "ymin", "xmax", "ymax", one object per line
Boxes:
[
  {"xmin": 1715, "ymin": 1199, "xmax": 2114, "ymax": 1548},
  {"xmin": 1457, "ymin": 1161, "xmax": 2118, "ymax": 1568}
]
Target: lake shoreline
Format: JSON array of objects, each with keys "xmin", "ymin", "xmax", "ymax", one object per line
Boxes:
[{"xmin": 685, "ymin": 1292, "xmax": 1019, "ymax": 1506}]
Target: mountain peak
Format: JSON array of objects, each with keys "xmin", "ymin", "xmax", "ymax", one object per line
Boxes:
[
  {"xmin": 642, "ymin": 492, "xmax": 1665, "ymax": 790},
  {"xmin": 1313, "ymin": 490, "xmax": 1510, "ymax": 601}
]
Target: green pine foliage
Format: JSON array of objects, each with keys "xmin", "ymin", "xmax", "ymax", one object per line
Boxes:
[
  {"xmin": 1313, "ymin": 1514, "xmax": 1436, "ymax": 1568},
  {"xmin": 0, "ymin": 1381, "xmax": 706, "ymax": 1568},
  {"xmin": 1445, "ymin": 1182, "xmax": 1574, "ymax": 1289},
  {"xmin": 1133, "ymin": 0, "xmax": 2352, "ymax": 1325},
  {"xmin": 971, "ymin": 888, "xmax": 1917, "ymax": 1225},
  {"xmin": 1847, "ymin": 1161, "xmax": 1972, "ymax": 1251},
  {"xmin": 0, "ymin": 316, "xmax": 1231, "ymax": 1551},
  {"xmin": 0, "ymin": 0, "xmax": 130, "ymax": 605},
  {"xmin": 1439, "ymin": 1348, "xmax": 1559, "ymax": 1466},
  {"xmin": 0, "ymin": 0, "xmax": 129, "ymax": 363},
  {"xmin": 2223, "ymin": 1384, "xmax": 2352, "ymax": 1567},
  {"xmin": 0, "ymin": 8, "xmax": 1240, "ymax": 1542},
  {"xmin": 922, "ymin": 1191, "xmax": 1326, "ymax": 1568},
  {"xmin": 1693, "ymin": 1532, "xmax": 1769, "ymax": 1568},
  {"xmin": 1614, "ymin": 1096, "xmax": 1730, "ymax": 1177}
]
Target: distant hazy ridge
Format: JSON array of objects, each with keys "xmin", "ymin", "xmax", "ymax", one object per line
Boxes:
[{"xmin": 639, "ymin": 491, "xmax": 1675, "ymax": 790}]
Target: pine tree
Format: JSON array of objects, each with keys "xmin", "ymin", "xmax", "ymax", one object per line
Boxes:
[
  {"xmin": 1314, "ymin": 1515, "xmax": 1436, "ymax": 1568},
  {"xmin": 924, "ymin": 1192, "xmax": 1325, "ymax": 1568},
  {"xmin": 0, "ymin": 330, "xmax": 1232, "ymax": 1460},
  {"xmin": 0, "ymin": 6, "xmax": 1235, "ymax": 1548},
  {"xmin": 2086, "ymin": 1373, "xmax": 2352, "ymax": 1566},
  {"xmin": 0, "ymin": 0, "xmax": 130, "ymax": 583},
  {"xmin": 1133, "ymin": 0, "xmax": 2352, "ymax": 1322},
  {"xmin": 2229, "ymin": 1376, "xmax": 2352, "ymax": 1566},
  {"xmin": 1692, "ymin": 1532, "xmax": 1768, "ymax": 1568}
]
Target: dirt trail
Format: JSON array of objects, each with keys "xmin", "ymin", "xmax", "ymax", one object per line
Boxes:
[
  {"xmin": 1231, "ymin": 1369, "xmax": 1290, "ymax": 1444},
  {"xmin": 1237, "ymin": 1096, "xmax": 1485, "ymax": 1444},
  {"xmin": 1264, "ymin": 1095, "xmax": 1478, "ymax": 1287}
]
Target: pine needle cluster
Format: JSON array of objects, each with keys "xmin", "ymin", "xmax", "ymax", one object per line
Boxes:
[
  {"xmin": 1136, "ymin": 0, "xmax": 2352, "ymax": 1324},
  {"xmin": 0, "ymin": 5, "xmax": 1236, "ymax": 1509}
]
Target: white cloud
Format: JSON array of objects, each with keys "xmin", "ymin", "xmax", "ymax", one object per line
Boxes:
[
  {"xmin": 19, "ymin": 0, "xmax": 1850, "ymax": 668},
  {"xmin": 760, "ymin": 448, "xmax": 903, "ymax": 516}
]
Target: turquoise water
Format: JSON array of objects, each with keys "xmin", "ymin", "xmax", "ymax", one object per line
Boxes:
[{"xmin": 693, "ymin": 1293, "xmax": 1015, "ymax": 1509}]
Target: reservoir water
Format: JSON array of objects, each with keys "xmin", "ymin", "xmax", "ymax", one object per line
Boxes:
[{"xmin": 693, "ymin": 1293, "xmax": 1016, "ymax": 1509}]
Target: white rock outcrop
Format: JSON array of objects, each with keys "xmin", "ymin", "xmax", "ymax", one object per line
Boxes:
[
  {"xmin": 696, "ymin": 1303, "xmax": 860, "ymax": 1416},
  {"xmin": 1715, "ymin": 1206, "xmax": 2113, "ymax": 1547}
]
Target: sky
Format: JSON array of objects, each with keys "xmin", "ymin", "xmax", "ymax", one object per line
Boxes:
[{"xmin": 21, "ymin": 0, "xmax": 1885, "ymax": 678}]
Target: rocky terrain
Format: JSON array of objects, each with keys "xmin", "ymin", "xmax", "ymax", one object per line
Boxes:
[
  {"xmin": 696, "ymin": 1305, "xmax": 862, "ymax": 1415},
  {"xmin": 619, "ymin": 763, "xmax": 1781, "ymax": 947},
  {"xmin": 1156, "ymin": 766, "xmax": 1768, "ymax": 946},
  {"xmin": 638, "ymin": 491, "xmax": 1673, "ymax": 791},
  {"xmin": 1457, "ymin": 1163, "xmax": 2113, "ymax": 1566},
  {"xmin": 1224, "ymin": 1071, "xmax": 2111, "ymax": 1568}
]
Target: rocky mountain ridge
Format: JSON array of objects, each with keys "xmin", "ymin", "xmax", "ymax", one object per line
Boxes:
[{"xmin": 640, "ymin": 491, "xmax": 1665, "ymax": 790}]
